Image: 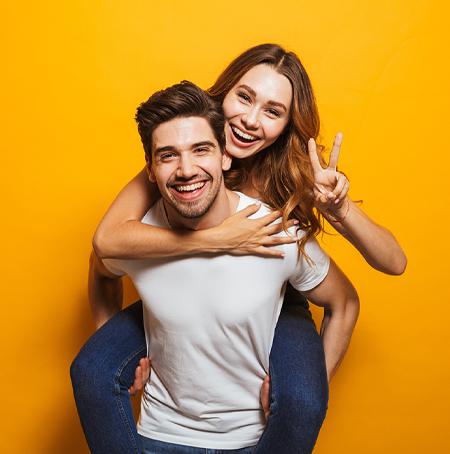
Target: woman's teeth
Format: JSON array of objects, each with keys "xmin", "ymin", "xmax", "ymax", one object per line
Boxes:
[
  {"xmin": 231, "ymin": 126, "xmax": 259, "ymax": 142},
  {"xmin": 174, "ymin": 182, "xmax": 206, "ymax": 192}
]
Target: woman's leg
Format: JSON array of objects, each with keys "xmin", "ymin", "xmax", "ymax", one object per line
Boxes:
[
  {"xmin": 255, "ymin": 289, "xmax": 329, "ymax": 454},
  {"xmin": 70, "ymin": 301, "xmax": 146, "ymax": 454}
]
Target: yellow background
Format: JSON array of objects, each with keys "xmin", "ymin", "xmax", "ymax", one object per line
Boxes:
[{"xmin": 2, "ymin": 1, "xmax": 449, "ymax": 453}]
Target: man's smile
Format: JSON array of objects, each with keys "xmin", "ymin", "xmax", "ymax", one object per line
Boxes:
[{"xmin": 168, "ymin": 179, "xmax": 210, "ymax": 201}]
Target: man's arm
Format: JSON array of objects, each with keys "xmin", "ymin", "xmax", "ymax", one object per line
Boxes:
[
  {"xmin": 88, "ymin": 250, "xmax": 123, "ymax": 329},
  {"xmin": 302, "ymin": 259, "xmax": 360, "ymax": 382}
]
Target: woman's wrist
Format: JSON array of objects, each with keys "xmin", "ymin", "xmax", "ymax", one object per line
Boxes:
[
  {"xmin": 190, "ymin": 227, "xmax": 225, "ymax": 254},
  {"xmin": 322, "ymin": 197, "xmax": 351, "ymax": 224}
]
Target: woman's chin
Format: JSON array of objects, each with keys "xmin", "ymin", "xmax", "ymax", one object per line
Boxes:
[{"xmin": 225, "ymin": 140, "xmax": 265, "ymax": 160}]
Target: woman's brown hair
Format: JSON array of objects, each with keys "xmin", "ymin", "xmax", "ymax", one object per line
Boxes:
[{"xmin": 208, "ymin": 43, "xmax": 324, "ymax": 256}]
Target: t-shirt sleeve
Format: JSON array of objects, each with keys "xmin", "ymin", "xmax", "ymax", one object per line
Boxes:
[
  {"xmin": 101, "ymin": 258, "xmax": 127, "ymax": 277},
  {"xmin": 289, "ymin": 236, "xmax": 330, "ymax": 292}
]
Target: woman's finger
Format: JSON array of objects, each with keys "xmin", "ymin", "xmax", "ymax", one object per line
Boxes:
[
  {"xmin": 335, "ymin": 180, "xmax": 350, "ymax": 204},
  {"xmin": 308, "ymin": 138, "xmax": 322, "ymax": 173},
  {"xmin": 253, "ymin": 210, "xmax": 283, "ymax": 228},
  {"xmin": 331, "ymin": 173, "xmax": 347, "ymax": 197},
  {"xmin": 262, "ymin": 235, "xmax": 299, "ymax": 246},
  {"xmin": 263, "ymin": 219, "xmax": 299, "ymax": 236},
  {"xmin": 254, "ymin": 246, "xmax": 285, "ymax": 258},
  {"xmin": 234, "ymin": 203, "xmax": 262, "ymax": 218},
  {"xmin": 328, "ymin": 132, "xmax": 343, "ymax": 170}
]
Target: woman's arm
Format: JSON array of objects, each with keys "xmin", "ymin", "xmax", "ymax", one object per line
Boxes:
[
  {"xmin": 322, "ymin": 198, "xmax": 407, "ymax": 275},
  {"xmin": 93, "ymin": 168, "xmax": 298, "ymax": 259},
  {"xmin": 309, "ymin": 135, "xmax": 407, "ymax": 275}
]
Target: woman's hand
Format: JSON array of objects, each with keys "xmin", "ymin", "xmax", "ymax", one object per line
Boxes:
[
  {"xmin": 129, "ymin": 357, "xmax": 151, "ymax": 396},
  {"xmin": 213, "ymin": 204, "xmax": 299, "ymax": 258},
  {"xmin": 308, "ymin": 133, "xmax": 350, "ymax": 220}
]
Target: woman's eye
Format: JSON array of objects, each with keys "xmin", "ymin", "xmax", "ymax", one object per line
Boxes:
[
  {"xmin": 160, "ymin": 153, "xmax": 175, "ymax": 160},
  {"xmin": 237, "ymin": 92, "xmax": 251, "ymax": 102}
]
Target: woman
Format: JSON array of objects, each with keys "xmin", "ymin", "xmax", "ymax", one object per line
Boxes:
[{"xmin": 71, "ymin": 44, "xmax": 406, "ymax": 454}]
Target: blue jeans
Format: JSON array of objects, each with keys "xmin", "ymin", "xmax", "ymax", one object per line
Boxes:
[
  {"xmin": 71, "ymin": 286, "xmax": 328, "ymax": 454},
  {"xmin": 140, "ymin": 435, "xmax": 255, "ymax": 453}
]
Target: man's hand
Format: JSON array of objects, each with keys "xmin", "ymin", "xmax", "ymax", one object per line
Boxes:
[
  {"xmin": 260, "ymin": 375, "xmax": 270, "ymax": 421},
  {"xmin": 308, "ymin": 133, "xmax": 350, "ymax": 219},
  {"xmin": 213, "ymin": 204, "xmax": 299, "ymax": 258},
  {"xmin": 129, "ymin": 357, "xmax": 151, "ymax": 396}
]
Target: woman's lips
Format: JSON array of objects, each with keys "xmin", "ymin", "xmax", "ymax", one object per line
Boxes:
[{"xmin": 228, "ymin": 124, "xmax": 261, "ymax": 149}]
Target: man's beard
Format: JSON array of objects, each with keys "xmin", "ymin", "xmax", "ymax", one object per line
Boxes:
[{"xmin": 165, "ymin": 173, "xmax": 222, "ymax": 219}]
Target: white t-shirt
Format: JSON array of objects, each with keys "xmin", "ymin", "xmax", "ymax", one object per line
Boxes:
[{"xmin": 103, "ymin": 192, "xmax": 330, "ymax": 449}]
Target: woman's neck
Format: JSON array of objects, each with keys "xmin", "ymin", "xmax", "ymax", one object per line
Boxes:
[
  {"xmin": 239, "ymin": 181, "xmax": 261, "ymax": 199},
  {"xmin": 235, "ymin": 155, "xmax": 262, "ymax": 198}
]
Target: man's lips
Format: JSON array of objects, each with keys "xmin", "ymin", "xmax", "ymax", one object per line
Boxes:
[{"xmin": 168, "ymin": 180, "xmax": 209, "ymax": 201}]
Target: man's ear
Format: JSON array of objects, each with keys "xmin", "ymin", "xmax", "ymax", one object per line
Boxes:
[
  {"xmin": 146, "ymin": 163, "xmax": 156, "ymax": 183},
  {"xmin": 222, "ymin": 150, "xmax": 232, "ymax": 171}
]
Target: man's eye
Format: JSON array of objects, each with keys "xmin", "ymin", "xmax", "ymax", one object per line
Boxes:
[
  {"xmin": 237, "ymin": 92, "xmax": 251, "ymax": 102},
  {"xmin": 195, "ymin": 147, "xmax": 209, "ymax": 153},
  {"xmin": 160, "ymin": 153, "xmax": 175, "ymax": 160}
]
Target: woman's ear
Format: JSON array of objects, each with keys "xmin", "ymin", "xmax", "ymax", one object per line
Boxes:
[{"xmin": 222, "ymin": 150, "xmax": 232, "ymax": 171}]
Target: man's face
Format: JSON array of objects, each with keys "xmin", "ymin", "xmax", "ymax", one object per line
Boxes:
[{"xmin": 149, "ymin": 116, "xmax": 231, "ymax": 219}]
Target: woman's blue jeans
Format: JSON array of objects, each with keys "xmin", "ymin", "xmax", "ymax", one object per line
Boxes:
[{"xmin": 71, "ymin": 288, "xmax": 328, "ymax": 454}]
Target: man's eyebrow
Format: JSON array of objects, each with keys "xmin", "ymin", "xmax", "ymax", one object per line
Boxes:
[
  {"xmin": 192, "ymin": 141, "xmax": 216, "ymax": 149},
  {"xmin": 154, "ymin": 145, "xmax": 176, "ymax": 155},
  {"xmin": 237, "ymin": 84, "xmax": 287, "ymax": 112}
]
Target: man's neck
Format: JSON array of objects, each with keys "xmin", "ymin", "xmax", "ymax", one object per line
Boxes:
[{"xmin": 164, "ymin": 188, "xmax": 240, "ymax": 230}]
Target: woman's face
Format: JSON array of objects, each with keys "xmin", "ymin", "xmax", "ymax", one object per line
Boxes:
[{"xmin": 222, "ymin": 64, "xmax": 293, "ymax": 159}]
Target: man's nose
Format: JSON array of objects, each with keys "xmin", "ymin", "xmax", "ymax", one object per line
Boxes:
[
  {"xmin": 177, "ymin": 155, "xmax": 197, "ymax": 179},
  {"xmin": 241, "ymin": 107, "xmax": 260, "ymax": 130}
]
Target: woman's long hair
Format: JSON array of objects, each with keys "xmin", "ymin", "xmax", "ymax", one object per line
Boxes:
[{"xmin": 208, "ymin": 43, "xmax": 325, "ymax": 256}]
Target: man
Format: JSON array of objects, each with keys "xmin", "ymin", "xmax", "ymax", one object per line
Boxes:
[{"xmin": 88, "ymin": 81, "xmax": 359, "ymax": 452}]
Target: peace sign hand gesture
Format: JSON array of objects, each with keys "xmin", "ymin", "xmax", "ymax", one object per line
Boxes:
[{"xmin": 308, "ymin": 133, "xmax": 350, "ymax": 220}]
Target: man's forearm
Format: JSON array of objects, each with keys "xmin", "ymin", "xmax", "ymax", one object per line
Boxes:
[
  {"xmin": 320, "ymin": 296, "xmax": 359, "ymax": 382},
  {"xmin": 88, "ymin": 253, "xmax": 123, "ymax": 329}
]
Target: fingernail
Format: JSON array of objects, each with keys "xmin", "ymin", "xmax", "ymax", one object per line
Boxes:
[
  {"xmin": 293, "ymin": 219, "xmax": 299, "ymax": 224},
  {"xmin": 335, "ymin": 198, "xmax": 340, "ymax": 204}
]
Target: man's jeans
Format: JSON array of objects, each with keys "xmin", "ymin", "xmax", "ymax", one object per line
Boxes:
[
  {"xmin": 71, "ymin": 293, "xmax": 328, "ymax": 454},
  {"xmin": 140, "ymin": 436, "xmax": 256, "ymax": 453}
]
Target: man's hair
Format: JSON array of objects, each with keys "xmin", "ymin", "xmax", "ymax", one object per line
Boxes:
[{"xmin": 135, "ymin": 81, "xmax": 226, "ymax": 162}]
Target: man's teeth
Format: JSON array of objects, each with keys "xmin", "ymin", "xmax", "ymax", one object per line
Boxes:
[
  {"xmin": 174, "ymin": 182, "xmax": 206, "ymax": 192},
  {"xmin": 231, "ymin": 126, "xmax": 258, "ymax": 141}
]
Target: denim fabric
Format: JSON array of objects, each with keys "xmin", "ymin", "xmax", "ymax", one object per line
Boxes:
[
  {"xmin": 71, "ymin": 302, "xmax": 146, "ymax": 454},
  {"xmin": 71, "ymin": 285, "xmax": 328, "ymax": 454},
  {"xmin": 254, "ymin": 303, "xmax": 328, "ymax": 453},
  {"xmin": 140, "ymin": 435, "xmax": 256, "ymax": 453}
]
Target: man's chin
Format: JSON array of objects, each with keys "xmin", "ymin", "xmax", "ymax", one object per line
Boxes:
[{"xmin": 171, "ymin": 201, "xmax": 210, "ymax": 219}]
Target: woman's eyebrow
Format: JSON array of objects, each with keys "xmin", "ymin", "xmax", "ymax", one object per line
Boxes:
[
  {"xmin": 237, "ymin": 84, "xmax": 287, "ymax": 112},
  {"xmin": 266, "ymin": 100, "xmax": 287, "ymax": 112},
  {"xmin": 237, "ymin": 84, "xmax": 257, "ymax": 97}
]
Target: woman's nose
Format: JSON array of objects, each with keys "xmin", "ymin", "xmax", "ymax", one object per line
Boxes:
[{"xmin": 241, "ymin": 108, "xmax": 260, "ymax": 130}]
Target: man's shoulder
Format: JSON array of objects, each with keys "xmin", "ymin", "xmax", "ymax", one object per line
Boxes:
[
  {"xmin": 234, "ymin": 192, "xmax": 272, "ymax": 218},
  {"xmin": 141, "ymin": 198, "xmax": 168, "ymax": 228}
]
